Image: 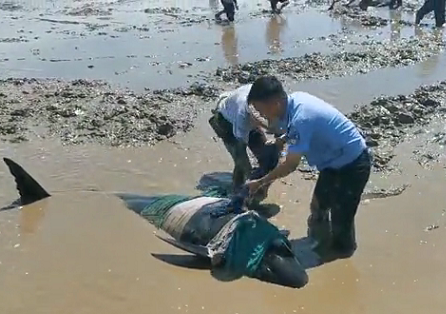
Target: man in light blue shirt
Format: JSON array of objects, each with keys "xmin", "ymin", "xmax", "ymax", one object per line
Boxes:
[{"xmin": 245, "ymin": 76, "xmax": 371, "ymax": 258}]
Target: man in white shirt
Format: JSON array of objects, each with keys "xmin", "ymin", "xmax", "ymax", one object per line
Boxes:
[{"xmin": 209, "ymin": 84, "xmax": 280, "ymax": 195}]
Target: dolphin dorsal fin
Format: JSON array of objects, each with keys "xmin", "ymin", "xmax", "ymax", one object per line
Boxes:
[{"xmin": 3, "ymin": 158, "xmax": 51, "ymax": 206}]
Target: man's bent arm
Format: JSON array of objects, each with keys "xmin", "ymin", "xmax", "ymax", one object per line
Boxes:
[{"xmin": 258, "ymin": 152, "xmax": 302, "ymax": 186}]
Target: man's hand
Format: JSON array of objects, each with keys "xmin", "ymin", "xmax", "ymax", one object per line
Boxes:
[
  {"xmin": 245, "ymin": 179, "xmax": 264, "ymax": 196},
  {"xmin": 265, "ymin": 138, "xmax": 276, "ymax": 146},
  {"xmin": 266, "ymin": 137, "xmax": 285, "ymax": 152},
  {"xmin": 247, "ymin": 152, "xmax": 302, "ymax": 195},
  {"xmin": 235, "ymin": 3, "xmax": 239, "ymax": 10}
]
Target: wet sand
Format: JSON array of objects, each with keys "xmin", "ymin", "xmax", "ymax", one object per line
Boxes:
[{"xmin": 1, "ymin": 0, "xmax": 446, "ymax": 313}]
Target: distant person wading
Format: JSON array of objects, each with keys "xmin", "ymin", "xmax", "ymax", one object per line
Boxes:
[
  {"xmin": 416, "ymin": 0, "xmax": 445, "ymax": 27},
  {"xmin": 215, "ymin": 0, "xmax": 239, "ymax": 22}
]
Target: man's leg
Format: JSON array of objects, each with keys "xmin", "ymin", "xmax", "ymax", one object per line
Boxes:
[
  {"xmin": 247, "ymin": 129, "xmax": 279, "ymax": 201},
  {"xmin": 209, "ymin": 112, "xmax": 250, "ymax": 192},
  {"xmin": 358, "ymin": 0, "xmax": 371, "ymax": 10},
  {"xmin": 434, "ymin": 0, "xmax": 445, "ymax": 27},
  {"xmin": 330, "ymin": 150, "xmax": 371, "ymax": 257},
  {"xmin": 277, "ymin": 0, "xmax": 290, "ymax": 12},
  {"xmin": 215, "ymin": 10, "xmax": 225, "ymax": 19},
  {"xmin": 221, "ymin": 2, "xmax": 235, "ymax": 21},
  {"xmin": 308, "ymin": 169, "xmax": 336, "ymax": 250},
  {"xmin": 224, "ymin": 140, "xmax": 251, "ymax": 192},
  {"xmin": 270, "ymin": 0, "xmax": 279, "ymax": 13},
  {"xmin": 416, "ymin": 0, "xmax": 434, "ymax": 24},
  {"xmin": 216, "ymin": 0, "xmax": 226, "ymax": 19},
  {"xmin": 247, "ymin": 128, "xmax": 268, "ymax": 169}
]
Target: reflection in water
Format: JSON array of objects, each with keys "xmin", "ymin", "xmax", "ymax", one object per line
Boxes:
[
  {"xmin": 339, "ymin": 14, "xmax": 364, "ymax": 32},
  {"xmin": 389, "ymin": 9, "xmax": 402, "ymax": 42},
  {"xmin": 19, "ymin": 201, "xmax": 47, "ymax": 235},
  {"xmin": 415, "ymin": 27, "xmax": 443, "ymax": 77},
  {"xmin": 221, "ymin": 25, "xmax": 239, "ymax": 65},
  {"xmin": 266, "ymin": 15, "xmax": 287, "ymax": 55}
]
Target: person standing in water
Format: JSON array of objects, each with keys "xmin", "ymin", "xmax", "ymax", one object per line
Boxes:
[
  {"xmin": 270, "ymin": 0, "xmax": 290, "ymax": 13},
  {"xmin": 415, "ymin": 0, "xmax": 445, "ymax": 27},
  {"xmin": 215, "ymin": 0, "xmax": 239, "ymax": 22},
  {"xmin": 244, "ymin": 76, "xmax": 372, "ymax": 258}
]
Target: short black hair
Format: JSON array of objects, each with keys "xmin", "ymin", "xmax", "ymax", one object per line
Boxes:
[{"xmin": 247, "ymin": 76, "xmax": 286, "ymax": 104}]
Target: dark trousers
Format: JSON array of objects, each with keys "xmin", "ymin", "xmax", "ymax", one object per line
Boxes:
[
  {"xmin": 416, "ymin": 0, "xmax": 445, "ymax": 27},
  {"xmin": 389, "ymin": 0, "xmax": 402, "ymax": 8},
  {"xmin": 270, "ymin": 0, "xmax": 288, "ymax": 12},
  {"xmin": 308, "ymin": 149, "xmax": 371, "ymax": 255},
  {"xmin": 209, "ymin": 112, "xmax": 278, "ymax": 192},
  {"xmin": 221, "ymin": 1, "xmax": 235, "ymax": 21}
]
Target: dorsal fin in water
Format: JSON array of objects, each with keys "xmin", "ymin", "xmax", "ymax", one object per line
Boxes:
[{"xmin": 3, "ymin": 158, "xmax": 51, "ymax": 206}]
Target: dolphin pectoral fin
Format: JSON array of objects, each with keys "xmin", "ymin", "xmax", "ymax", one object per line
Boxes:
[
  {"xmin": 3, "ymin": 158, "xmax": 51, "ymax": 206},
  {"xmin": 151, "ymin": 253, "xmax": 211, "ymax": 270},
  {"xmin": 155, "ymin": 235, "xmax": 210, "ymax": 258}
]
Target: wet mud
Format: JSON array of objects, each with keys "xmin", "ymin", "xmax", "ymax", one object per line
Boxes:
[
  {"xmin": 330, "ymin": 6, "xmax": 390, "ymax": 27},
  {"xmin": 1, "ymin": 77, "xmax": 445, "ymax": 173},
  {"xmin": 0, "ymin": 78, "xmax": 219, "ymax": 146},
  {"xmin": 348, "ymin": 80, "xmax": 446, "ymax": 170},
  {"xmin": 213, "ymin": 35, "xmax": 444, "ymax": 84}
]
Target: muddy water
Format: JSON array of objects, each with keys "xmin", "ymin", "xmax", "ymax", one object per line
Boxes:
[
  {"xmin": 2, "ymin": 0, "xmax": 440, "ymax": 90},
  {"xmin": 0, "ymin": 8, "xmax": 354, "ymax": 90},
  {"xmin": 292, "ymin": 52, "xmax": 446, "ymax": 111}
]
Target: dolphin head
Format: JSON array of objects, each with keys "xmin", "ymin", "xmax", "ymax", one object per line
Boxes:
[{"xmin": 254, "ymin": 238, "xmax": 308, "ymax": 289}]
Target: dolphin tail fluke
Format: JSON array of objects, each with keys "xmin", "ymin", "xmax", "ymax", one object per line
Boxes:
[{"xmin": 3, "ymin": 158, "xmax": 51, "ymax": 206}]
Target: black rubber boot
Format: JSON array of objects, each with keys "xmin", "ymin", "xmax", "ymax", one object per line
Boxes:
[
  {"xmin": 307, "ymin": 211, "xmax": 331, "ymax": 251},
  {"xmin": 331, "ymin": 224, "xmax": 357, "ymax": 258},
  {"xmin": 415, "ymin": 11, "xmax": 422, "ymax": 24}
]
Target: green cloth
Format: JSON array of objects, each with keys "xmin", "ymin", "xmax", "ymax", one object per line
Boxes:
[
  {"xmin": 207, "ymin": 211, "xmax": 287, "ymax": 278},
  {"xmin": 137, "ymin": 192, "xmax": 286, "ymax": 277},
  {"xmin": 139, "ymin": 194, "xmax": 194, "ymax": 228},
  {"xmin": 137, "ymin": 188, "xmax": 228, "ymax": 228}
]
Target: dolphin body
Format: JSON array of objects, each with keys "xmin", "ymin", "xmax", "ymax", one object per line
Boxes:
[{"xmin": 2, "ymin": 157, "xmax": 308, "ymax": 288}]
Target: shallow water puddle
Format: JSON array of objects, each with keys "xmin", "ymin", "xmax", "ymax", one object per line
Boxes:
[
  {"xmin": 1, "ymin": 2, "xmax": 424, "ymax": 90},
  {"xmin": 289, "ymin": 51, "xmax": 446, "ymax": 113}
]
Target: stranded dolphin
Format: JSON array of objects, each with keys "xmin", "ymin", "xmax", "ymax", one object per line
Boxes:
[{"xmin": 2, "ymin": 157, "xmax": 308, "ymax": 288}]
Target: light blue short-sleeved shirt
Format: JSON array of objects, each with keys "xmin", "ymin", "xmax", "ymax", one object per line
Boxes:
[{"xmin": 282, "ymin": 92, "xmax": 367, "ymax": 170}]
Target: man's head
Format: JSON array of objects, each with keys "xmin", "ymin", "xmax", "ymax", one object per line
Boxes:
[{"xmin": 247, "ymin": 76, "xmax": 287, "ymax": 122}]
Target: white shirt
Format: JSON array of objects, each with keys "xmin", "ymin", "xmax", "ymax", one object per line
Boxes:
[{"xmin": 217, "ymin": 84, "xmax": 253, "ymax": 143}]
